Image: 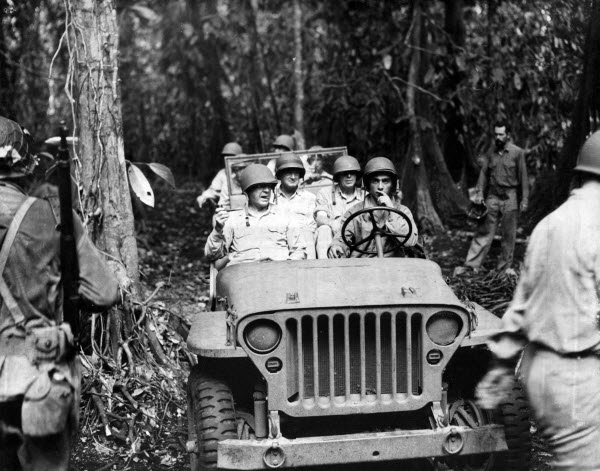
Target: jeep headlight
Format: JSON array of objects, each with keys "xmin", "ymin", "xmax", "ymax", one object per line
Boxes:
[
  {"xmin": 244, "ymin": 319, "xmax": 282, "ymax": 354},
  {"xmin": 426, "ymin": 311, "xmax": 463, "ymax": 346}
]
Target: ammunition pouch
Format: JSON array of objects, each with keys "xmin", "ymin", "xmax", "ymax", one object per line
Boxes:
[
  {"xmin": 0, "ymin": 321, "xmax": 75, "ymax": 364},
  {"xmin": 0, "ymin": 322, "xmax": 80, "ymax": 436}
]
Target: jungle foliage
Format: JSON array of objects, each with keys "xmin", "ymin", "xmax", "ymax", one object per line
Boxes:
[{"xmin": 0, "ymin": 0, "xmax": 595, "ymax": 228}]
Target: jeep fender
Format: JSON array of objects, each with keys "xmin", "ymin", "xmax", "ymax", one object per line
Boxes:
[{"xmin": 187, "ymin": 311, "xmax": 247, "ymax": 358}]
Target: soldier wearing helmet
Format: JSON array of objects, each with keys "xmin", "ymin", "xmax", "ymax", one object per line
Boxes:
[
  {"xmin": 455, "ymin": 121, "xmax": 529, "ymax": 276},
  {"xmin": 204, "ymin": 164, "xmax": 306, "ymax": 265},
  {"xmin": 272, "ymin": 153, "xmax": 317, "ymax": 259},
  {"xmin": 272, "ymin": 135, "xmax": 295, "ymax": 153},
  {"xmin": 196, "ymin": 142, "xmax": 243, "ymax": 209},
  {"xmin": 476, "ymin": 130, "xmax": 600, "ymax": 470},
  {"xmin": 266, "ymin": 134, "xmax": 296, "ymax": 174},
  {"xmin": 314, "ymin": 155, "xmax": 365, "ymax": 258},
  {"xmin": 0, "ymin": 116, "xmax": 119, "ymax": 470},
  {"xmin": 328, "ymin": 157, "xmax": 418, "ymax": 258}
]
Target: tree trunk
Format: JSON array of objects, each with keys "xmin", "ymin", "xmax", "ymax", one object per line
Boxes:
[
  {"xmin": 529, "ymin": 0, "xmax": 600, "ymax": 225},
  {"xmin": 250, "ymin": 0, "xmax": 282, "ymax": 136},
  {"xmin": 441, "ymin": 0, "xmax": 479, "ymax": 189},
  {"xmin": 398, "ymin": 0, "xmax": 468, "ymax": 234},
  {"xmin": 0, "ymin": 0, "xmax": 14, "ymax": 118},
  {"xmin": 192, "ymin": 0, "xmax": 231, "ymax": 176},
  {"xmin": 67, "ymin": 0, "xmax": 140, "ymax": 357},
  {"xmin": 293, "ymin": 0, "xmax": 305, "ymax": 141},
  {"xmin": 245, "ymin": 0, "xmax": 265, "ymax": 153}
]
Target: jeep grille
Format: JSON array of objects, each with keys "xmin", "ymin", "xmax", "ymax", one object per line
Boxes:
[{"xmin": 286, "ymin": 310, "xmax": 422, "ymax": 405}]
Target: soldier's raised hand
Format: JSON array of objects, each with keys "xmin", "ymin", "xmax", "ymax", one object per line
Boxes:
[{"xmin": 376, "ymin": 190, "xmax": 394, "ymax": 208}]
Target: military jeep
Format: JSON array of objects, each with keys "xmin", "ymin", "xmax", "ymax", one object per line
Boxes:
[{"xmin": 186, "ymin": 148, "xmax": 530, "ymax": 470}]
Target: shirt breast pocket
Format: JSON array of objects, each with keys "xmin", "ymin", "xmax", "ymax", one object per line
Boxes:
[
  {"xmin": 267, "ymin": 222, "xmax": 286, "ymax": 234},
  {"xmin": 234, "ymin": 226, "xmax": 252, "ymax": 239},
  {"xmin": 505, "ymin": 158, "xmax": 517, "ymax": 169}
]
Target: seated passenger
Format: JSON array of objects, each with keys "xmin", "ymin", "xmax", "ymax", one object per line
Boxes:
[
  {"xmin": 273, "ymin": 153, "xmax": 317, "ymax": 259},
  {"xmin": 328, "ymin": 157, "xmax": 418, "ymax": 258},
  {"xmin": 196, "ymin": 142, "xmax": 243, "ymax": 208},
  {"xmin": 314, "ymin": 155, "xmax": 365, "ymax": 259},
  {"xmin": 217, "ymin": 159, "xmax": 249, "ymax": 209},
  {"xmin": 204, "ymin": 164, "xmax": 306, "ymax": 265},
  {"xmin": 303, "ymin": 145, "xmax": 333, "ymax": 186}
]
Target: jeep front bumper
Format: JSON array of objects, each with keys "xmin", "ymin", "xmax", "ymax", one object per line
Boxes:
[{"xmin": 217, "ymin": 425, "xmax": 507, "ymax": 469}]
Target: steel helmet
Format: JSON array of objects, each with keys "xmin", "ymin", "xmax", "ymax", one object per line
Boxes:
[
  {"xmin": 272, "ymin": 134, "xmax": 295, "ymax": 151},
  {"xmin": 467, "ymin": 201, "xmax": 488, "ymax": 221},
  {"xmin": 240, "ymin": 164, "xmax": 278, "ymax": 192},
  {"xmin": 0, "ymin": 116, "xmax": 37, "ymax": 179},
  {"xmin": 363, "ymin": 157, "xmax": 397, "ymax": 182},
  {"xmin": 275, "ymin": 152, "xmax": 305, "ymax": 178},
  {"xmin": 574, "ymin": 130, "xmax": 600, "ymax": 176},
  {"xmin": 221, "ymin": 142, "xmax": 243, "ymax": 156},
  {"xmin": 333, "ymin": 155, "xmax": 361, "ymax": 179},
  {"xmin": 308, "ymin": 145, "xmax": 324, "ymax": 151}
]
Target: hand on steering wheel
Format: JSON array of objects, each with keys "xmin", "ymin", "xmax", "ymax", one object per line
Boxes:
[{"xmin": 340, "ymin": 206, "xmax": 413, "ymax": 256}]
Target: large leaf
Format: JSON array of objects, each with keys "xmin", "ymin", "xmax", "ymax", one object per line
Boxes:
[
  {"xmin": 148, "ymin": 163, "xmax": 175, "ymax": 188},
  {"xmin": 130, "ymin": 162, "xmax": 176, "ymax": 188},
  {"xmin": 128, "ymin": 163, "xmax": 154, "ymax": 207},
  {"xmin": 129, "ymin": 4, "xmax": 159, "ymax": 22}
]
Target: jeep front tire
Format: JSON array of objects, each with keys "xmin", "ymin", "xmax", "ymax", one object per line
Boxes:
[
  {"xmin": 187, "ymin": 366, "xmax": 237, "ymax": 470},
  {"xmin": 495, "ymin": 381, "xmax": 532, "ymax": 471}
]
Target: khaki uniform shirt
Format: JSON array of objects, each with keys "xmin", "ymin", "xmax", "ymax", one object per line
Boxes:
[
  {"xmin": 0, "ymin": 182, "xmax": 119, "ymax": 333},
  {"xmin": 332, "ymin": 194, "xmax": 418, "ymax": 257},
  {"xmin": 477, "ymin": 142, "xmax": 529, "ymax": 202},
  {"xmin": 204, "ymin": 205, "xmax": 307, "ymax": 264},
  {"xmin": 315, "ymin": 185, "xmax": 365, "ymax": 234},
  {"xmin": 274, "ymin": 186, "xmax": 317, "ymax": 232},
  {"xmin": 490, "ymin": 181, "xmax": 600, "ymax": 360}
]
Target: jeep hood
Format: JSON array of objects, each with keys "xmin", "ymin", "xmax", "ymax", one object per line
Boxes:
[{"xmin": 216, "ymin": 258, "xmax": 465, "ymax": 317}]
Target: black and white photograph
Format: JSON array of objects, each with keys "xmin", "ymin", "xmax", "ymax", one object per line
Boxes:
[{"xmin": 0, "ymin": 0, "xmax": 598, "ymax": 470}]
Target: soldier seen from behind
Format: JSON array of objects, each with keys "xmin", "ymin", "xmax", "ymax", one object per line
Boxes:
[
  {"xmin": 204, "ymin": 163, "xmax": 306, "ymax": 266},
  {"xmin": 273, "ymin": 153, "xmax": 317, "ymax": 259},
  {"xmin": 455, "ymin": 121, "xmax": 529, "ymax": 276},
  {"xmin": 314, "ymin": 155, "xmax": 365, "ymax": 259},
  {"xmin": 328, "ymin": 157, "xmax": 418, "ymax": 258},
  {"xmin": 0, "ymin": 116, "xmax": 119, "ymax": 470},
  {"xmin": 476, "ymin": 130, "xmax": 600, "ymax": 469}
]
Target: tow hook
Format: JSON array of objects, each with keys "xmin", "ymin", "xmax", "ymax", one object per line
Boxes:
[
  {"xmin": 443, "ymin": 427, "xmax": 464, "ymax": 455},
  {"xmin": 263, "ymin": 441, "xmax": 286, "ymax": 468}
]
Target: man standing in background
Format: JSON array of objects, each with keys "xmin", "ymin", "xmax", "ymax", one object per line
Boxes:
[{"xmin": 455, "ymin": 122, "xmax": 528, "ymax": 275}]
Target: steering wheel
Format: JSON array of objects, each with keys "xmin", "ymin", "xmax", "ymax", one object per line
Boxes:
[{"xmin": 340, "ymin": 206, "xmax": 413, "ymax": 257}]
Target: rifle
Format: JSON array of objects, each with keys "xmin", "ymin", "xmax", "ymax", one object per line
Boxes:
[{"xmin": 56, "ymin": 121, "xmax": 80, "ymax": 341}]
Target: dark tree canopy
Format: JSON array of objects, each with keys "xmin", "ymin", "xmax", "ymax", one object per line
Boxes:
[{"xmin": 0, "ymin": 0, "xmax": 591, "ymax": 229}]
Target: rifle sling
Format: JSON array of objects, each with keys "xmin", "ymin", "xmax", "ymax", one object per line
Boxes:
[{"xmin": 0, "ymin": 197, "xmax": 37, "ymax": 325}]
